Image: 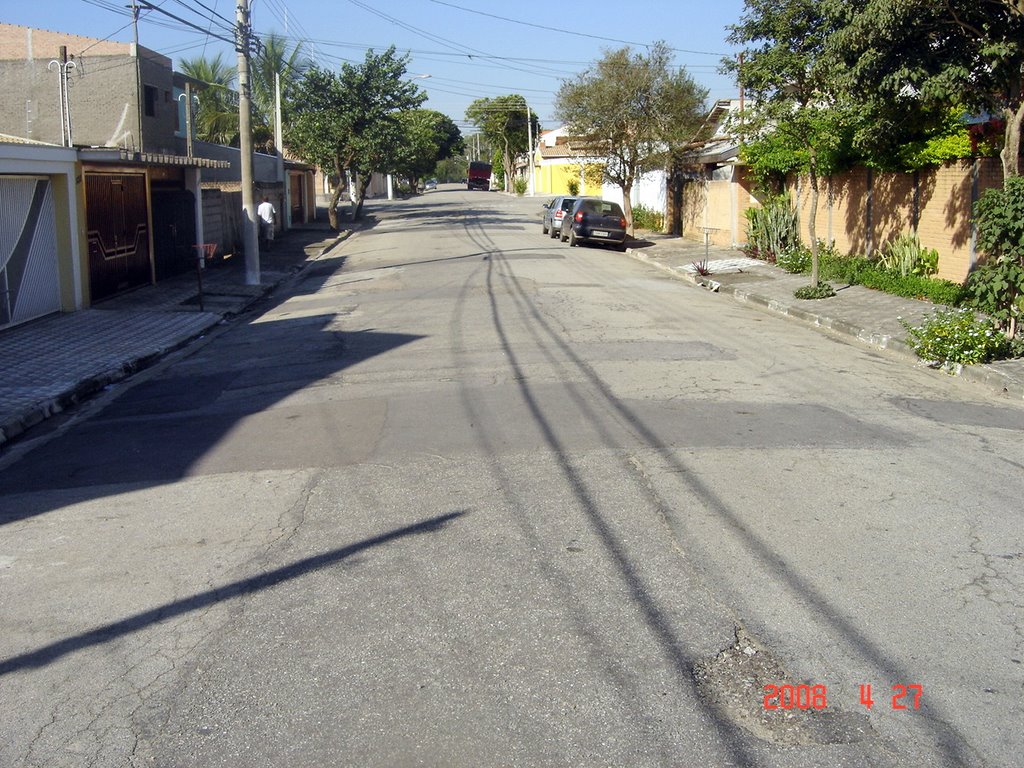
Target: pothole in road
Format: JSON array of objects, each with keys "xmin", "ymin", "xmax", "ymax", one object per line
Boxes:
[{"xmin": 693, "ymin": 626, "xmax": 874, "ymax": 746}]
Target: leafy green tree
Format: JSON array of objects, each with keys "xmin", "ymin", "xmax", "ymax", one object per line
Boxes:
[
  {"xmin": 726, "ymin": 0, "xmax": 849, "ymax": 289},
  {"xmin": 287, "ymin": 47, "xmax": 426, "ymax": 226},
  {"xmin": 556, "ymin": 42, "xmax": 706, "ymax": 230},
  {"xmin": 434, "ymin": 156, "xmax": 468, "ymax": 183},
  {"xmin": 179, "ymin": 53, "xmax": 239, "ymax": 146},
  {"xmin": 825, "ymin": 0, "xmax": 1024, "ymax": 180},
  {"xmin": 465, "ymin": 95, "xmax": 538, "ymax": 193},
  {"xmin": 391, "ymin": 109, "xmax": 463, "ymax": 190},
  {"xmin": 963, "ymin": 176, "xmax": 1024, "ymax": 339}
]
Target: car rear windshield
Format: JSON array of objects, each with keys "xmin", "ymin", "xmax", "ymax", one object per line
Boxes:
[
  {"xmin": 583, "ymin": 200, "xmax": 624, "ymax": 217},
  {"xmin": 560, "ymin": 198, "xmax": 577, "ymax": 210}
]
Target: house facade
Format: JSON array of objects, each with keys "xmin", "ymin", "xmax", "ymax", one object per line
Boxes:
[
  {"xmin": 0, "ymin": 24, "xmax": 178, "ymax": 153},
  {"xmin": 529, "ymin": 127, "xmax": 668, "ymax": 218},
  {"xmin": 0, "ymin": 138, "xmax": 82, "ymax": 330}
]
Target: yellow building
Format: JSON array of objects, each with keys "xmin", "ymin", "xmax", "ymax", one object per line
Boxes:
[{"xmin": 532, "ymin": 128, "xmax": 607, "ymax": 197}]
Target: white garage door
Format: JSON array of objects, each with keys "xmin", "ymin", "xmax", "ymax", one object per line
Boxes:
[{"xmin": 0, "ymin": 176, "xmax": 60, "ymax": 329}]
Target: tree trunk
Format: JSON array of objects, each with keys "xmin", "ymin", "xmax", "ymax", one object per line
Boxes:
[
  {"xmin": 668, "ymin": 162, "xmax": 684, "ymax": 236},
  {"xmin": 808, "ymin": 156, "xmax": 820, "ymax": 287},
  {"xmin": 1002, "ymin": 99, "xmax": 1023, "ymax": 181},
  {"xmin": 327, "ymin": 159, "xmax": 344, "ymax": 230},
  {"xmin": 502, "ymin": 138, "xmax": 512, "ymax": 194},
  {"xmin": 353, "ymin": 172, "xmax": 371, "ymax": 220},
  {"xmin": 621, "ymin": 182, "xmax": 634, "ymax": 235}
]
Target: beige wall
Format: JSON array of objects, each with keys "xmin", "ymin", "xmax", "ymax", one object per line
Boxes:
[
  {"xmin": 688, "ymin": 158, "xmax": 1004, "ymax": 283},
  {"xmin": 679, "ymin": 167, "xmax": 759, "ymax": 246}
]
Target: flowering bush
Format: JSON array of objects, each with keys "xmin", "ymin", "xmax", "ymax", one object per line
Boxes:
[
  {"xmin": 900, "ymin": 308, "xmax": 1009, "ymax": 367},
  {"xmin": 777, "ymin": 245, "xmax": 812, "ymax": 274}
]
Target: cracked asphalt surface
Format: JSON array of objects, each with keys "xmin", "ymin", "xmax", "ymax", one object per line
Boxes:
[{"xmin": 1, "ymin": 186, "xmax": 1022, "ymax": 766}]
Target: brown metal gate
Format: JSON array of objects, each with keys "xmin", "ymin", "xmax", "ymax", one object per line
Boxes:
[{"xmin": 85, "ymin": 172, "xmax": 151, "ymax": 302}]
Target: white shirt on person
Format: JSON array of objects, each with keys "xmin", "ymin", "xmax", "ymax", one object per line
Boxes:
[{"xmin": 257, "ymin": 201, "xmax": 276, "ymax": 224}]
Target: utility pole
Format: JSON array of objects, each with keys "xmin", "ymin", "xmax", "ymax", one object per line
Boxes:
[
  {"xmin": 526, "ymin": 104, "xmax": 534, "ymax": 197},
  {"xmin": 275, "ymin": 71, "xmax": 290, "ymax": 227},
  {"xmin": 130, "ymin": 0, "xmax": 142, "ymax": 151},
  {"xmin": 236, "ymin": 0, "xmax": 259, "ymax": 285}
]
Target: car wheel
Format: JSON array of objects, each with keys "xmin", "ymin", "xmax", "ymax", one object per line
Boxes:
[
  {"xmin": 542, "ymin": 222, "xmax": 548, "ymax": 235},
  {"xmin": 550, "ymin": 226, "xmax": 559, "ymax": 239},
  {"xmin": 569, "ymin": 229, "xmax": 578, "ymax": 247},
  {"xmin": 616, "ymin": 242, "xmax": 627, "ymax": 252},
  {"xmin": 560, "ymin": 228, "xmax": 568, "ymax": 243}
]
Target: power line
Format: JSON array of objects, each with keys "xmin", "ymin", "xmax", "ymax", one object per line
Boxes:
[
  {"xmin": 170, "ymin": 0, "xmax": 233, "ymax": 28},
  {"xmin": 135, "ymin": 0, "xmax": 236, "ymax": 46},
  {"xmin": 342, "ymin": 0, "xmax": 574, "ymax": 80},
  {"xmin": 428, "ymin": 0, "xmax": 728, "ymax": 57}
]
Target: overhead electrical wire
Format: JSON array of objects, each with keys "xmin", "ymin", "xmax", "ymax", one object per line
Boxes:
[{"xmin": 428, "ymin": 0, "xmax": 728, "ymax": 57}]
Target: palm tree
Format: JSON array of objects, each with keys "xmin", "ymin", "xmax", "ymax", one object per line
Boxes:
[
  {"xmin": 179, "ymin": 52, "xmax": 240, "ymax": 146},
  {"xmin": 251, "ymin": 33, "xmax": 311, "ymax": 152}
]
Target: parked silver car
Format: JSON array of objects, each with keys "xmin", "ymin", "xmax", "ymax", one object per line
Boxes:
[{"xmin": 541, "ymin": 195, "xmax": 578, "ymax": 238}]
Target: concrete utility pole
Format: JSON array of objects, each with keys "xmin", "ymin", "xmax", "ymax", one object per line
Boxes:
[
  {"xmin": 526, "ymin": 104, "xmax": 534, "ymax": 197},
  {"xmin": 130, "ymin": 1, "xmax": 142, "ymax": 150},
  {"xmin": 236, "ymin": 0, "xmax": 260, "ymax": 285},
  {"xmin": 276, "ymin": 71, "xmax": 290, "ymax": 227}
]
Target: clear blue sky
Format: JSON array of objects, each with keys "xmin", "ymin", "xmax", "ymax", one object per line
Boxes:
[{"xmin": 5, "ymin": 0, "xmax": 748, "ymax": 132}]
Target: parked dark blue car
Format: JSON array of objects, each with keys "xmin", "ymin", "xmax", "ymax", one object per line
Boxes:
[{"xmin": 559, "ymin": 198, "xmax": 628, "ymax": 251}]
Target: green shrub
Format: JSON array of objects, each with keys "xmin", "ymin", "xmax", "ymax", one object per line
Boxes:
[
  {"xmin": 819, "ymin": 252, "xmax": 875, "ymax": 284},
  {"xmin": 878, "ymin": 232, "xmax": 939, "ymax": 277},
  {"xmin": 962, "ymin": 176, "xmax": 1024, "ymax": 339},
  {"xmin": 961, "ymin": 260, "xmax": 1024, "ymax": 336},
  {"xmin": 632, "ymin": 204, "xmax": 664, "ymax": 232},
  {"xmin": 813, "ymin": 251, "xmax": 962, "ymax": 304},
  {"xmin": 513, "ymin": 176, "xmax": 528, "ymax": 196},
  {"xmin": 745, "ymin": 193, "xmax": 799, "ymax": 263},
  {"xmin": 777, "ymin": 245, "xmax": 812, "ymax": 274},
  {"xmin": 900, "ymin": 307, "xmax": 1009, "ymax": 367},
  {"xmin": 567, "ymin": 179, "xmax": 580, "ymax": 196},
  {"xmin": 794, "ymin": 283, "xmax": 836, "ymax": 300},
  {"xmin": 857, "ymin": 268, "xmax": 964, "ymax": 304}
]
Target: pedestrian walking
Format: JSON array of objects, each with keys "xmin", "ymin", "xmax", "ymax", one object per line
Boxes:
[{"xmin": 257, "ymin": 196, "xmax": 276, "ymax": 248}]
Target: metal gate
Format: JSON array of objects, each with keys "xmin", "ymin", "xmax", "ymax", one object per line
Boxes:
[
  {"xmin": 85, "ymin": 172, "xmax": 151, "ymax": 302},
  {"xmin": 290, "ymin": 173, "xmax": 304, "ymax": 223},
  {"xmin": 0, "ymin": 176, "xmax": 61, "ymax": 329},
  {"xmin": 152, "ymin": 189, "xmax": 197, "ymax": 280}
]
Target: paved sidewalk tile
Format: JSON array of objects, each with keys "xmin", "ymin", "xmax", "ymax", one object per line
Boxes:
[{"xmin": 0, "ymin": 228, "xmax": 345, "ymax": 448}]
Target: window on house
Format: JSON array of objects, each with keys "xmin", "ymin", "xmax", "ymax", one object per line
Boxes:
[{"xmin": 144, "ymin": 85, "xmax": 158, "ymax": 117}]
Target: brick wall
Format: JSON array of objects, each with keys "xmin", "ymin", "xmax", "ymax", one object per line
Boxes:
[
  {"xmin": 696, "ymin": 158, "xmax": 1005, "ymax": 283},
  {"xmin": 0, "ymin": 24, "xmax": 174, "ymax": 152}
]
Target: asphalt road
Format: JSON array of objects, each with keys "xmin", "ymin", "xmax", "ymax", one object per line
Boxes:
[{"xmin": 2, "ymin": 185, "xmax": 1022, "ymax": 767}]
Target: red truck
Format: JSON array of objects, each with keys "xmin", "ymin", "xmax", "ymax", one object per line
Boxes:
[{"xmin": 467, "ymin": 161, "xmax": 492, "ymax": 191}]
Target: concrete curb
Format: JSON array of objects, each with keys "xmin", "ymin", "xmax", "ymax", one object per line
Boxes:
[
  {"xmin": 0, "ymin": 231, "xmax": 351, "ymax": 450},
  {"xmin": 0, "ymin": 325, "xmax": 218, "ymax": 447},
  {"xmin": 624, "ymin": 245, "xmax": 1024, "ymax": 401}
]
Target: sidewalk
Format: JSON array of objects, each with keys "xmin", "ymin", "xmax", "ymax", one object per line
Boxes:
[
  {"xmin": 0, "ymin": 225, "xmax": 347, "ymax": 449},
  {"xmin": 624, "ymin": 233, "xmax": 1024, "ymax": 400}
]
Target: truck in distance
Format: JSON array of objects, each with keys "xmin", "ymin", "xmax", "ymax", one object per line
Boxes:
[{"xmin": 467, "ymin": 161, "xmax": 492, "ymax": 191}]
